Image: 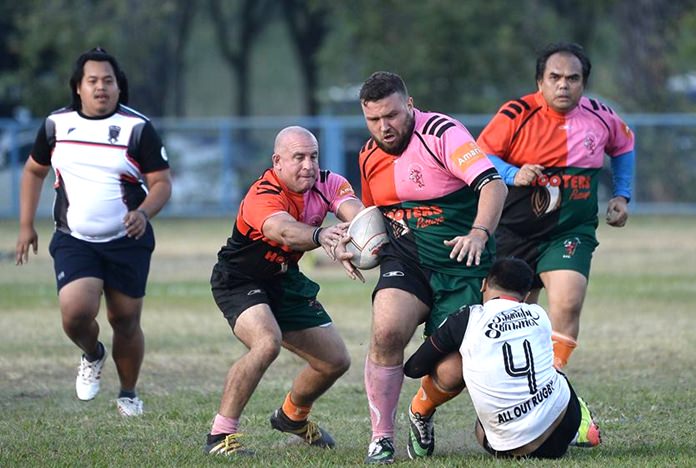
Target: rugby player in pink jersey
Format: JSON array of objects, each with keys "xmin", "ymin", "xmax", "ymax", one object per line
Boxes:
[{"xmin": 353, "ymin": 71, "xmax": 507, "ymax": 463}]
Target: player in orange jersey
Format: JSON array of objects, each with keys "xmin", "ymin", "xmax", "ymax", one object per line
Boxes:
[
  {"xmin": 477, "ymin": 42, "xmax": 635, "ymax": 370},
  {"xmin": 205, "ymin": 126, "xmax": 364, "ymax": 456}
]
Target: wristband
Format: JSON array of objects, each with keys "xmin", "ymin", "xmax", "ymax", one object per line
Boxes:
[
  {"xmin": 471, "ymin": 225, "xmax": 490, "ymax": 238},
  {"xmin": 136, "ymin": 209, "xmax": 149, "ymax": 221},
  {"xmin": 312, "ymin": 227, "xmax": 324, "ymax": 246}
]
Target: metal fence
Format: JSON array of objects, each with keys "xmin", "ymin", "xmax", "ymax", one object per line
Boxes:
[{"xmin": 2, "ymin": 113, "xmax": 696, "ymax": 219}]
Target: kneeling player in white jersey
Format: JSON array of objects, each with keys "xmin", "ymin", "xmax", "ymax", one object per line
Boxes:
[{"xmin": 403, "ymin": 257, "xmax": 600, "ymax": 459}]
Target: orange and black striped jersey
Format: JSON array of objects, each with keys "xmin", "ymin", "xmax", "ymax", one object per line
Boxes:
[{"xmin": 216, "ymin": 168, "xmax": 356, "ymax": 279}]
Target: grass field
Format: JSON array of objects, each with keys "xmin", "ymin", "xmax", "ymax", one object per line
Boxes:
[{"xmin": 1, "ymin": 216, "xmax": 695, "ymax": 467}]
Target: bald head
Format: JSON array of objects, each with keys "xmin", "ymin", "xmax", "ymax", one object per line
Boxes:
[
  {"xmin": 274, "ymin": 126, "xmax": 318, "ymax": 154},
  {"xmin": 272, "ymin": 126, "xmax": 320, "ymax": 193}
]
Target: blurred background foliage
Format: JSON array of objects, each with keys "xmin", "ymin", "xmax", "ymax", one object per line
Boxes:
[{"xmin": 2, "ymin": 0, "xmax": 696, "ymax": 119}]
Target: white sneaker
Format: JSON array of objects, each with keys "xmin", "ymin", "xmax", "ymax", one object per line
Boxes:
[
  {"xmin": 116, "ymin": 396, "xmax": 144, "ymax": 416},
  {"xmin": 75, "ymin": 346, "xmax": 107, "ymax": 401}
]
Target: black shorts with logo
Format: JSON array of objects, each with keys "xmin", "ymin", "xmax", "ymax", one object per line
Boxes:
[
  {"xmin": 49, "ymin": 226, "xmax": 155, "ymax": 298},
  {"xmin": 210, "ymin": 262, "xmax": 331, "ymax": 332},
  {"xmin": 373, "ymin": 255, "xmax": 483, "ymax": 336}
]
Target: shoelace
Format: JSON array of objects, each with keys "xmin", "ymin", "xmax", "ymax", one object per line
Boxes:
[
  {"xmin": 369, "ymin": 438, "xmax": 393, "ymax": 456},
  {"xmin": 412, "ymin": 413, "xmax": 433, "ymax": 441},
  {"xmin": 78, "ymin": 359, "xmax": 101, "ymax": 381},
  {"xmin": 221, "ymin": 433, "xmax": 243, "ymax": 452},
  {"xmin": 303, "ymin": 421, "xmax": 321, "ymax": 444}
]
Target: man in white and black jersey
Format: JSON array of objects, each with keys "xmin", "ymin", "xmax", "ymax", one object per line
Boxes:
[
  {"xmin": 15, "ymin": 47, "xmax": 171, "ymax": 416},
  {"xmin": 403, "ymin": 257, "xmax": 600, "ymax": 459}
]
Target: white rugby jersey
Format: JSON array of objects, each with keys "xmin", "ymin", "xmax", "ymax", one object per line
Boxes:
[
  {"xmin": 460, "ymin": 298, "xmax": 570, "ymax": 451},
  {"xmin": 31, "ymin": 105, "xmax": 169, "ymax": 242}
]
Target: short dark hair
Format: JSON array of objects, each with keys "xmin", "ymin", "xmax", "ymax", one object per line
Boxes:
[
  {"xmin": 535, "ymin": 42, "xmax": 591, "ymax": 85},
  {"xmin": 486, "ymin": 257, "xmax": 534, "ymax": 297},
  {"xmin": 69, "ymin": 47, "xmax": 129, "ymax": 110},
  {"xmin": 359, "ymin": 71, "xmax": 408, "ymax": 103}
]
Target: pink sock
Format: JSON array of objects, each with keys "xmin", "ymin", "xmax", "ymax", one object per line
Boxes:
[
  {"xmin": 211, "ymin": 413, "xmax": 239, "ymax": 436},
  {"xmin": 364, "ymin": 357, "xmax": 404, "ymax": 440}
]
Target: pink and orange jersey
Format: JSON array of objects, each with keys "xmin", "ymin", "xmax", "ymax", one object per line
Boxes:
[
  {"xmin": 217, "ymin": 168, "xmax": 356, "ymax": 279},
  {"xmin": 477, "ymin": 92, "xmax": 634, "ymax": 238},
  {"xmin": 477, "ymin": 91, "xmax": 634, "ymax": 169},
  {"xmin": 359, "ymin": 108, "xmax": 501, "ymax": 276}
]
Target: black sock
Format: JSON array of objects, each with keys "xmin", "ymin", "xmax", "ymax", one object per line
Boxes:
[
  {"xmin": 118, "ymin": 389, "xmax": 137, "ymax": 399},
  {"xmin": 85, "ymin": 341, "xmax": 105, "ymax": 362}
]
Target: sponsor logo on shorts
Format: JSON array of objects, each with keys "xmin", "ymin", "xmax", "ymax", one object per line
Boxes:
[
  {"xmin": 563, "ymin": 237, "xmax": 580, "ymax": 258},
  {"xmin": 57, "ymin": 271, "xmax": 65, "ymax": 281},
  {"xmin": 382, "ymin": 271, "xmax": 405, "ymax": 277},
  {"xmin": 247, "ymin": 289, "xmax": 262, "ymax": 296}
]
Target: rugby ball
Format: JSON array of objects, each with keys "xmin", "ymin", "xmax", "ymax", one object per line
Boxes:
[{"xmin": 345, "ymin": 206, "xmax": 389, "ymax": 270}]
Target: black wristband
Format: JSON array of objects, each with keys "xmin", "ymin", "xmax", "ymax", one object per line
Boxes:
[
  {"xmin": 136, "ymin": 209, "xmax": 149, "ymax": 221},
  {"xmin": 312, "ymin": 227, "xmax": 324, "ymax": 246},
  {"xmin": 471, "ymin": 225, "xmax": 490, "ymax": 238}
]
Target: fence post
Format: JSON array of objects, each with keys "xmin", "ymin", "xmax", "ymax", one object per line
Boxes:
[{"xmin": 319, "ymin": 116, "xmax": 345, "ymax": 176}]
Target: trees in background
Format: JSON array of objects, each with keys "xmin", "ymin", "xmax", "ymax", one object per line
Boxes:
[
  {"xmin": 1, "ymin": 0, "xmax": 696, "ymax": 118},
  {"xmin": 2, "ymin": 0, "xmax": 197, "ymax": 117}
]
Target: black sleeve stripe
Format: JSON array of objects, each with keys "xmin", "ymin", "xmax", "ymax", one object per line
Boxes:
[
  {"xmin": 600, "ymin": 102, "xmax": 614, "ymax": 114},
  {"xmin": 507, "ymin": 102, "xmax": 522, "ymax": 114},
  {"xmin": 257, "ymin": 188, "xmax": 282, "ymax": 196},
  {"xmin": 435, "ymin": 122, "xmax": 456, "ymax": 138},
  {"xmin": 515, "ymin": 98, "xmax": 531, "ymax": 110},
  {"xmin": 311, "ymin": 185, "xmax": 331, "ymax": 206},
  {"xmin": 472, "ymin": 168, "xmax": 502, "ymax": 192},
  {"xmin": 360, "ymin": 139, "xmax": 376, "ymax": 154},
  {"xmin": 424, "ymin": 117, "xmax": 450, "ymax": 136},
  {"xmin": 414, "ymin": 132, "xmax": 446, "ymax": 169},
  {"xmin": 422, "ymin": 115, "xmax": 443, "ymax": 135},
  {"xmin": 319, "ymin": 170, "xmax": 329, "ymax": 183},
  {"xmin": 589, "ymin": 98, "xmax": 599, "ymax": 111},
  {"xmin": 581, "ymin": 105, "xmax": 611, "ymax": 133},
  {"xmin": 258, "ymin": 179, "xmax": 282, "ymax": 195},
  {"xmin": 361, "ymin": 146, "xmax": 380, "ymax": 181},
  {"xmin": 501, "ymin": 109, "xmax": 516, "ymax": 120},
  {"xmin": 509, "ymin": 107, "xmax": 542, "ymax": 148}
]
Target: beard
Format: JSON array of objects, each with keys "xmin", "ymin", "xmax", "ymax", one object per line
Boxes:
[{"xmin": 374, "ymin": 114, "xmax": 415, "ymax": 156}]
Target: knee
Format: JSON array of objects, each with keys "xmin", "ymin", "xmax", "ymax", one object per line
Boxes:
[
  {"xmin": 61, "ymin": 308, "xmax": 95, "ymax": 334},
  {"xmin": 108, "ymin": 312, "xmax": 142, "ymax": 337},
  {"xmin": 371, "ymin": 328, "xmax": 407, "ymax": 359},
  {"xmin": 312, "ymin": 352, "xmax": 350, "ymax": 380},
  {"xmin": 251, "ymin": 335, "xmax": 282, "ymax": 367},
  {"xmin": 329, "ymin": 353, "xmax": 351, "ymax": 377}
]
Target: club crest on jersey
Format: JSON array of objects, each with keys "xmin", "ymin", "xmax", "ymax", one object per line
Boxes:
[
  {"xmin": 563, "ymin": 237, "xmax": 581, "ymax": 258},
  {"xmin": 408, "ymin": 164, "xmax": 425, "ymax": 189},
  {"xmin": 108, "ymin": 125, "xmax": 121, "ymax": 144},
  {"xmin": 583, "ymin": 132, "xmax": 597, "ymax": 154}
]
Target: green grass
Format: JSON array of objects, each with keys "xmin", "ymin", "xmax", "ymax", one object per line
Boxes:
[{"xmin": 1, "ymin": 216, "xmax": 695, "ymax": 466}]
